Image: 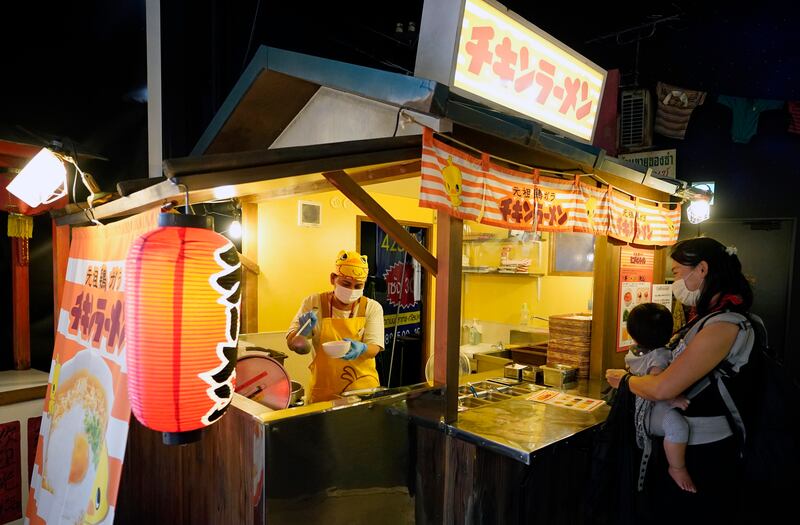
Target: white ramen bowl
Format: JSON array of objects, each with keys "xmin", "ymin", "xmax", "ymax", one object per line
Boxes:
[{"xmin": 322, "ymin": 340, "xmax": 350, "ymax": 358}]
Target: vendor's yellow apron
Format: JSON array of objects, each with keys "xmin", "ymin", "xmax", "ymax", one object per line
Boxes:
[{"xmin": 309, "ymin": 292, "xmax": 380, "ymax": 403}]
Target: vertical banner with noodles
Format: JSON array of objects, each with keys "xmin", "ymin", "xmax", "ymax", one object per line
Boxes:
[
  {"xmin": 27, "ymin": 209, "xmax": 159, "ymax": 525},
  {"xmin": 634, "ymin": 200, "xmax": 682, "ymax": 246}
]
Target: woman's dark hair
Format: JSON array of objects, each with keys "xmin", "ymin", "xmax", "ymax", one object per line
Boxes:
[
  {"xmin": 670, "ymin": 237, "xmax": 753, "ymax": 315},
  {"xmin": 627, "ymin": 303, "xmax": 673, "ymax": 349}
]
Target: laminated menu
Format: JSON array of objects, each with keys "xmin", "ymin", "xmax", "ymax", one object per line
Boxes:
[{"xmin": 527, "ymin": 389, "xmax": 605, "ymax": 412}]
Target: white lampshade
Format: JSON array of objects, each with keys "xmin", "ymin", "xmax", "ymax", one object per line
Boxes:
[
  {"xmin": 6, "ymin": 148, "xmax": 67, "ymax": 208},
  {"xmin": 686, "ymin": 199, "xmax": 710, "ymax": 224}
]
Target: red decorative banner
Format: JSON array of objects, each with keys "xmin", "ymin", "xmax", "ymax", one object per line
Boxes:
[{"xmin": 0, "ymin": 421, "xmax": 22, "ymax": 523}]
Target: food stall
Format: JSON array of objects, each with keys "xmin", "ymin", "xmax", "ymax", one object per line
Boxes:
[{"xmin": 28, "ymin": 2, "xmax": 693, "ymax": 524}]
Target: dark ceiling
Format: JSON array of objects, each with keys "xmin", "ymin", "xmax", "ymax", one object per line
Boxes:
[{"xmin": 2, "ymin": 0, "xmax": 798, "ymax": 185}]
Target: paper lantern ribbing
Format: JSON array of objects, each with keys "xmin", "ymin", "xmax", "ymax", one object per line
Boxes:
[{"xmin": 125, "ymin": 213, "xmax": 241, "ymax": 445}]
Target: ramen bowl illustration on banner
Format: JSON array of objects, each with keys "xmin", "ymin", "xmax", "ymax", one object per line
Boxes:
[{"xmin": 41, "ymin": 350, "xmax": 113, "ymax": 524}]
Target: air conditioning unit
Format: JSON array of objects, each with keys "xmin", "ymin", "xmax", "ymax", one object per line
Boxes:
[{"xmin": 619, "ymin": 89, "xmax": 653, "ymax": 151}]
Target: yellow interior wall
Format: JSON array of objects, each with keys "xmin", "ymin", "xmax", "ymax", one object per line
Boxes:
[
  {"xmin": 461, "ymin": 223, "xmax": 593, "ymax": 327},
  {"xmin": 257, "ymin": 189, "xmax": 435, "ymax": 333}
]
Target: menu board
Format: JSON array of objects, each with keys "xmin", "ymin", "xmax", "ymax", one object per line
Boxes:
[{"xmin": 617, "ymin": 246, "xmax": 655, "ymax": 352}]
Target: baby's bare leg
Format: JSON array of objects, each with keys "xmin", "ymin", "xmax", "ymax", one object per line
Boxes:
[{"xmin": 664, "ymin": 440, "xmax": 696, "ymax": 493}]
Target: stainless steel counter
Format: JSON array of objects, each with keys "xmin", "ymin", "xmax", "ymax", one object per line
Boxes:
[
  {"xmin": 404, "ymin": 371, "xmax": 610, "ymax": 465},
  {"xmin": 232, "ymin": 367, "xmax": 609, "ymax": 466},
  {"xmin": 449, "ymin": 382, "xmax": 609, "ymax": 464}
]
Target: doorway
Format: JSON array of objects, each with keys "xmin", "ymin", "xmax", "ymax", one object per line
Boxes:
[
  {"xmin": 357, "ymin": 217, "xmax": 431, "ymax": 387},
  {"xmin": 678, "ymin": 218, "xmax": 796, "ymax": 359}
]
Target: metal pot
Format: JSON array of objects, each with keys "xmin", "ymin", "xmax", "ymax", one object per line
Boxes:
[{"xmin": 289, "ymin": 380, "xmax": 304, "ymax": 406}]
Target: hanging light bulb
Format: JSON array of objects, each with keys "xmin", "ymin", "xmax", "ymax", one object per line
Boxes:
[
  {"xmin": 686, "ymin": 199, "xmax": 710, "ymax": 224},
  {"xmin": 228, "ymin": 219, "xmax": 242, "ymax": 239}
]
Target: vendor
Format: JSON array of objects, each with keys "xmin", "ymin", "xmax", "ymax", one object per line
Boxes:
[{"xmin": 285, "ymin": 250, "xmax": 384, "ymax": 402}]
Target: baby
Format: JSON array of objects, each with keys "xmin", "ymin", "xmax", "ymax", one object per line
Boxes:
[{"xmin": 625, "ymin": 302, "xmax": 695, "ymax": 493}]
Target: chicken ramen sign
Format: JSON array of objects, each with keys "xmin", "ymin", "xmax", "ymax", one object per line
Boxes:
[
  {"xmin": 27, "ymin": 210, "xmax": 159, "ymax": 525},
  {"xmin": 415, "ymin": 0, "xmax": 606, "ymax": 143}
]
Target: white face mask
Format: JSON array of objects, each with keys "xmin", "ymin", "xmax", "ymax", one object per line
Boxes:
[
  {"xmin": 671, "ymin": 268, "xmax": 703, "ymax": 306},
  {"xmin": 334, "ymin": 284, "xmax": 363, "ymax": 304}
]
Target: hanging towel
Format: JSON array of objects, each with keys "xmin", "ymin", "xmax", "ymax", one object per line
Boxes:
[
  {"xmin": 717, "ymin": 96, "xmax": 784, "ymax": 143},
  {"xmin": 654, "ymin": 81, "xmax": 707, "ymax": 139}
]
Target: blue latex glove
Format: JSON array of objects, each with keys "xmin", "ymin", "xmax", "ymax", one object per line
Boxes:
[
  {"xmin": 297, "ymin": 310, "xmax": 318, "ymax": 336},
  {"xmin": 342, "ymin": 338, "xmax": 368, "ymax": 360}
]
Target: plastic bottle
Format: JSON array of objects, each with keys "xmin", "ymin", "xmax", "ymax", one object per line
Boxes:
[
  {"xmin": 520, "ymin": 303, "xmax": 530, "ymax": 326},
  {"xmin": 469, "ymin": 319, "xmax": 482, "ymax": 344}
]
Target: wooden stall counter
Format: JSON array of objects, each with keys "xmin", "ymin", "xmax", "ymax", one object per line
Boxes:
[{"xmin": 407, "ymin": 371, "xmax": 611, "ymax": 525}]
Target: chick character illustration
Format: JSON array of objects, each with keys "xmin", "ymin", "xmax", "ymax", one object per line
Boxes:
[
  {"xmin": 84, "ymin": 444, "xmax": 109, "ymax": 524},
  {"xmin": 664, "ymin": 213, "xmax": 676, "ymax": 236},
  {"xmin": 47, "ymin": 356, "xmax": 62, "ymax": 414},
  {"xmin": 441, "ymin": 157, "xmax": 463, "ymax": 207},
  {"xmin": 335, "ymin": 250, "xmax": 369, "ymax": 280},
  {"xmin": 584, "ymin": 196, "xmax": 598, "ymax": 227}
]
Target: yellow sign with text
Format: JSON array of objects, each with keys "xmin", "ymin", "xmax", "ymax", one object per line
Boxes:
[
  {"xmin": 454, "ymin": 0, "xmax": 606, "ymax": 142},
  {"xmin": 384, "ymin": 311, "xmax": 421, "ymax": 327}
]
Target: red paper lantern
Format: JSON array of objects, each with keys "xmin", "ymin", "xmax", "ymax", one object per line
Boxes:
[{"xmin": 125, "ymin": 213, "xmax": 241, "ymax": 444}]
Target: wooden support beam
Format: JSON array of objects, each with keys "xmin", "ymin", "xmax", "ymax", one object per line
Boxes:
[
  {"xmin": 52, "ymin": 220, "xmax": 70, "ymax": 336},
  {"xmin": 323, "ymin": 169, "xmax": 438, "ymax": 276},
  {"xmin": 11, "ymin": 238, "xmax": 30, "ymax": 369},
  {"xmin": 434, "ymin": 212, "xmax": 462, "ymax": 424}
]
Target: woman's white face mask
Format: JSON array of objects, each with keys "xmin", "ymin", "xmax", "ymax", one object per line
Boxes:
[
  {"xmin": 334, "ymin": 284, "xmax": 363, "ymax": 304},
  {"xmin": 671, "ymin": 267, "xmax": 703, "ymax": 306}
]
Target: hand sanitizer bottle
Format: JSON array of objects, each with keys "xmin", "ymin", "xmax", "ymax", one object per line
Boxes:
[
  {"xmin": 469, "ymin": 319, "xmax": 482, "ymax": 345},
  {"xmin": 520, "ymin": 302, "xmax": 530, "ymax": 326}
]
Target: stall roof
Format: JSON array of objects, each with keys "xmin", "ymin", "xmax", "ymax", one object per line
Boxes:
[
  {"xmin": 56, "ymin": 46, "xmax": 684, "ymax": 226},
  {"xmin": 192, "ymin": 46, "xmax": 681, "ymax": 195}
]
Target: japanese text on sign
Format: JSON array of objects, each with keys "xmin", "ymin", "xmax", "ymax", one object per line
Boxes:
[
  {"xmin": 84, "ymin": 264, "xmax": 123, "ymax": 291},
  {"xmin": 454, "ymin": 0, "xmax": 605, "ymax": 142},
  {"xmin": 69, "ymin": 292, "xmax": 125, "ymax": 354}
]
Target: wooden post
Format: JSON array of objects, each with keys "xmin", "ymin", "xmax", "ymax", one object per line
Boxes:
[
  {"xmin": 241, "ymin": 202, "xmax": 259, "ymax": 333},
  {"xmin": 52, "ymin": 219, "xmax": 70, "ymax": 336},
  {"xmin": 11, "ymin": 238, "xmax": 30, "ymax": 369},
  {"xmin": 434, "ymin": 212, "xmax": 462, "ymax": 424}
]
